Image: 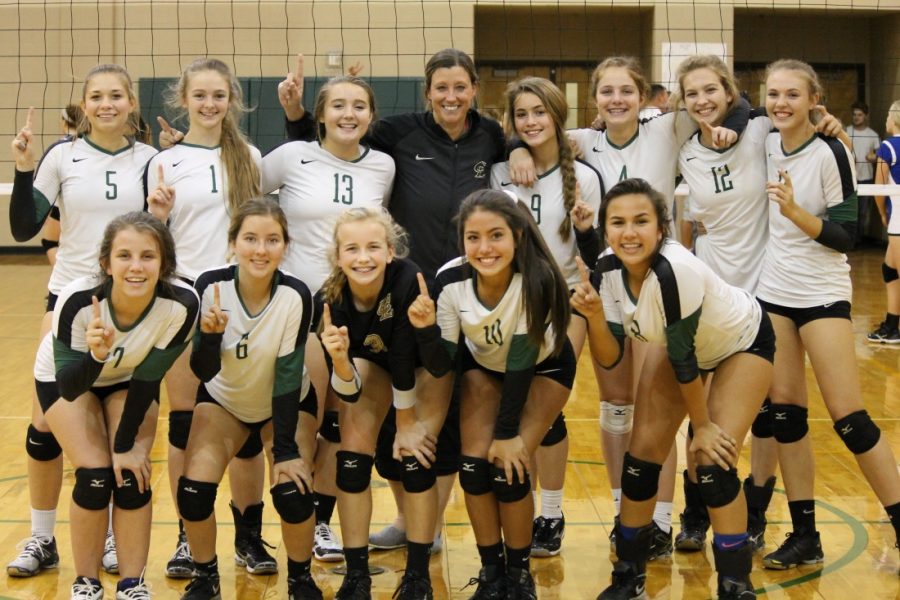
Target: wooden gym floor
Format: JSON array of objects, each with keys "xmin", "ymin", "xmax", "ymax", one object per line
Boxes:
[{"xmin": 0, "ymin": 248, "xmax": 897, "ymax": 599}]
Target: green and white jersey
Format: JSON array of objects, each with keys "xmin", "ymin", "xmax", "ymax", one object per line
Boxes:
[
  {"xmin": 193, "ymin": 265, "xmax": 312, "ymax": 424},
  {"xmin": 145, "ymin": 143, "xmax": 263, "ymax": 281},
  {"xmin": 596, "ymin": 240, "xmax": 761, "ymax": 382},
  {"xmin": 32, "ymin": 138, "xmax": 156, "ymax": 294},
  {"xmin": 678, "ymin": 117, "xmax": 771, "ymax": 292},
  {"xmin": 433, "ymin": 265, "xmax": 555, "ymax": 372},
  {"xmin": 35, "ymin": 276, "xmax": 198, "ymax": 386},
  {"xmin": 261, "ymin": 140, "xmax": 395, "ymax": 293},
  {"xmin": 490, "ymin": 159, "xmax": 604, "ymax": 287},
  {"xmin": 758, "ymin": 133, "xmax": 857, "ymax": 307}
]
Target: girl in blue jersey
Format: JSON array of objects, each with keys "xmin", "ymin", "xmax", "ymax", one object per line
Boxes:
[{"xmin": 574, "ymin": 178, "xmax": 774, "ymax": 600}]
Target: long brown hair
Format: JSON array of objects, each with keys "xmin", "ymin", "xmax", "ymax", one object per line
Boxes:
[
  {"xmin": 312, "ymin": 75, "xmax": 377, "ymax": 143},
  {"xmin": 671, "ymin": 55, "xmax": 739, "ymax": 118},
  {"xmin": 166, "ymin": 58, "xmax": 260, "ymax": 215},
  {"xmin": 98, "ymin": 211, "xmax": 177, "ymax": 292},
  {"xmin": 457, "ymin": 190, "xmax": 570, "ymax": 355},
  {"xmin": 78, "ymin": 64, "xmax": 142, "ymax": 139},
  {"xmin": 503, "ymin": 77, "xmax": 577, "ymax": 242},
  {"xmin": 765, "ymin": 59, "xmax": 823, "ymax": 125}
]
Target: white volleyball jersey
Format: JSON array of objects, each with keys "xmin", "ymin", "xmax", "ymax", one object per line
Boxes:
[
  {"xmin": 596, "ymin": 240, "xmax": 761, "ymax": 378},
  {"xmin": 491, "ymin": 159, "xmax": 604, "ymax": 287},
  {"xmin": 35, "ymin": 276, "xmax": 198, "ymax": 385},
  {"xmin": 678, "ymin": 117, "xmax": 771, "ymax": 292},
  {"xmin": 757, "ymin": 133, "xmax": 857, "ymax": 307},
  {"xmin": 32, "ymin": 137, "xmax": 156, "ymax": 294},
  {"xmin": 261, "ymin": 141, "xmax": 395, "ymax": 293},
  {"xmin": 145, "ymin": 143, "xmax": 263, "ymax": 281},
  {"xmin": 433, "ymin": 265, "xmax": 555, "ymax": 372},
  {"xmin": 194, "ymin": 266, "xmax": 312, "ymax": 423}
]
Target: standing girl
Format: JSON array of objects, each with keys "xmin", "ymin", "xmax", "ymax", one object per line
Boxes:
[
  {"xmin": 8, "ymin": 64, "xmax": 156, "ymax": 579},
  {"xmin": 574, "ymin": 178, "xmax": 774, "ymax": 600},
  {"xmin": 758, "ymin": 59, "xmax": 900, "ymax": 570},
  {"xmin": 410, "ymin": 190, "xmax": 574, "ymax": 598},
  {"xmin": 178, "ymin": 199, "xmax": 319, "ymax": 600},
  {"xmin": 491, "ymin": 76, "xmax": 604, "ymax": 556},
  {"xmin": 146, "ymin": 57, "xmax": 273, "ymax": 578},
  {"xmin": 33, "ymin": 212, "xmax": 198, "ymax": 600},
  {"xmin": 317, "ymin": 208, "xmax": 450, "ymax": 599}
]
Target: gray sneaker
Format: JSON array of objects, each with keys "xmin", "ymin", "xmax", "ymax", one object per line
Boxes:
[
  {"xmin": 368, "ymin": 524, "xmax": 406, "ymax": 550},
  {"xmin": 7, "ymin": 536, "xmax": 59, "ymax": 577},
  {"xmin": 102, "ymin": 532, "xmax": 119, "ymax": 574}
]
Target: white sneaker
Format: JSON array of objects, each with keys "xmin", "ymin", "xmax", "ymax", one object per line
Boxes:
[
  {"xmin": 7, "ymin": 536, "xmax": 59, "ymax": 577},
  {"xmin": 102, "ymin": 532, "xmax": 119, "ymax": 574},
  {"xmin": 116, "ymin": 575, "xmax": 151, "ymax": 600},
  {"xmin": 71, "ymin": 576, "xmax": 104, "ymax": 600},
  {"xmin": 313, "ymin": 522, "xmax": 344, "ymax": 562}
]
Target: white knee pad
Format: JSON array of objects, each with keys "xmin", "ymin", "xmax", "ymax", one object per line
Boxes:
[{"xmin": 600, "ymin": 401, "xmax": 634, "ymax": 435}]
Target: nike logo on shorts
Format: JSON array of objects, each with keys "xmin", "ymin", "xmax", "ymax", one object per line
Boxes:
[{"xmin": 415, "ymin": 154, "xmax": 434, "ymax": 161}]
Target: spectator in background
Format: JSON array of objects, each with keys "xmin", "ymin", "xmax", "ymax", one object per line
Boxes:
[
  {"xmin": 846, "ymin": 101, "xmax": 881, "ymax": 243},
  {"xmin": 639, "ymin": 84, "xmax": 670, "ymax": 119}
]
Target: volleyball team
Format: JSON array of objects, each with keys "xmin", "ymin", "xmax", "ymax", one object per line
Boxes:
[{"xmin": 7, "ymin": 47, "xmax": 900, "ymax": 600}]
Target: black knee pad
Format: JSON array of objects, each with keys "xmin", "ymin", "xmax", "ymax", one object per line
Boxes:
[
  {"xmin": 113, "ymin": 469, "xmax": 152, "ymax": 509},
  {"xmin": 271, "ymin": 481, "xmax": 314, "ymax": 524},
  {"xmin": 458, "ymin": 455, "xmax": 492, "ymax": 495},
  {"xmin": 401, "ymin": 455, "xmax": 437, "ymax": 493},
  {"xmin": 771, "ymin": 404, "xmax": 808, "ymax": 444},
  {"xmin": 177, "ymin": 477, "xmax": 218, "ymax": 522},
  {"xmin": 834, "ymin": 409, "xmax": 881, "ymax": 454},
  {"xmin": 696, "ymin": 465, "xmax": 741, "ymax": 508},
  {"xmin": 25, "ymin": 424, "xmax": 62, "ymax": 461},
  {"xmin": 299, "ymin": 385, "xmax": 318, "ymax": 418},
  {"xmin": 750, "ymin": 398, "xmax": 774, "ymax": 439},
  {"xmin": 168, "ymin": 410, "xmax": 193, "ymax": 450},
  {"xmin": 621, "ymin": 453, "xmax": 662, "ymax": 502},
  {"xmin": 320, "ymin": 411, "xmax": 340, "ymax": 444},
  {"xmin": 883, "ymin": 262, "xmax": 899, "ymax": 283},
  {"xmin": 235, "ymin": 430, "xmax": 264, "ymax": 459},
  {"xmin": 336, "ymin": 451, "xmax": 374, "ymax": 494},
  {"xmin": 540, "ymin": 413, "xmax": 568, "ymax": 447},
  {"xmin": 489, "ymin": 465, "xmax": 531, "ymax": 503},
  {"xmin": 73, "ymin": 467, "xmax": 114, "ymax": 510}
]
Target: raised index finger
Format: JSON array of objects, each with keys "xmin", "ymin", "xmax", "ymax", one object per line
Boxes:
[
  {"xmin": 156, "ymin": 163, "xmax": 165, "ymax": 186},
  {"xmin": 416, "ymin": 272, "xmax": 430, "ymax": 298},
  {"xmin": 575, "ymin": 255, "xmax": 591, "ymax": 284},
  {"xmin": 156, "ymin": 116, "xmax": 174, "ymax": 135},
  {"xmin": 322, "ymin": 302, "xmax": 332, "ymax": 328},
  {"xmin": 213, "ymin": 283, "xmax": 220, "ymax": 308},
  {"xmin": 92, "ymin": 295, "xmax": 101, "ymax": 320},
  {"xmin": 24, "ymin": 106, "xmax": 34, "ymax": 130},
  {"xmin": 293, "ymin": 54, "xmax": 305, "ymax": 80}
]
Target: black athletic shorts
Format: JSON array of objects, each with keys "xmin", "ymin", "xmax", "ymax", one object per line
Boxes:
[
  {"xmin": 459, "ymin": 338, "xmax": 577, "ymax": 391},
  {"xmin": 758, "ymin": 299, "xmax": 851, "ymax": 329},
  {"xmin": 35, "ymin": 379, "xmax": 131, "ymax": 413},
  {"xmin": 46, "ymin": 292, "xmax": 58, "ymax": 313}
]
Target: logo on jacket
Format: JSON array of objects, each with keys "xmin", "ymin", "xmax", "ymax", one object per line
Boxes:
[
  {"xmin": 377, "ymin": 294, "xmax": 394, "ymax": 321},
  {"xmin": 473, "ymin": 160, "xmax": 487, "ymax": 179},
  {"xmin": 364, "ymin": 334, "xmax": 387, "ymax": 354}
]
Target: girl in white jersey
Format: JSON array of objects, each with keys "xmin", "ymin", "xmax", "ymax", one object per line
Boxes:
[
  {"xmin": 757, "ymin": 59, "xmax": 900, "ymax": 571},
  {"xmin": 490, "ymin": 76, "xmax": 604, "ymax": 557},
  {"xmin": 316, "ymin": 208, "xmax": 450, "ymax": 599},
  {"xmin": 8, "ymin": 64, "xmax": 155, "ymax": 579},
  {"xmin": 262, "ymin": 75, "xmax": 395, "ymax": 562},
  {"xmin": 34, "ymin": 212, "xmax": 198, "ymax": 600},
  {"xmin": 178, "ymin": 199, "xmax": 319, "ymax": 600},
  {"xmin": 410, "ymin": 190, "xmax": 574, "ymax": 599},
  {"xmin": 574, "ymin": 178, "xmax": 774, "ymax": 600},
  {"xmin": 145, "ymin": 58, "xmax": 275, "ymax": 579}
]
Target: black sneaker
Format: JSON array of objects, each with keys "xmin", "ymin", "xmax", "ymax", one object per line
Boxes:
[
  {"xmin": 462, "ymin": 564, "xmax": 506, "ymax": 600},
  {"xmin": 596, "ymin": 561, "xmax": 648, "ymax": 600},
  {"xmin": 181, "ymin": 572, "xmax": 222, "ymax": 600},
  {"xmin": 288, "ymin": 572, "xmax": 323, "ymax": 600},
  {"xmin": 166, "ymin": 531, "xmax": 195, "ymax": 579},
  {"xmin": 232, "ymin": 502, "xmax": 278, "ymax": 574},
  {"xmin": 335, "ymin": 568, "xmax": 372, "ymax": 600},
  {"xmin": 718, "ymin": 578, "xmax": 756, "ymax": 599},
  {"xmin": 506, "ymin": 567, "xmax": 537, "ymax": 600},
  {"xmin": 867, "ymin": 322, "xmax": 900, "ymax": 344},
  {"xmin": 6, "ymin": 536, "xmax": 59, "ymax": 577},
  {"xmin": 674, "ymin": 509, "xmax": 709, "ymax": 552},
  {"xmin": 532, "ymin": 514, "xmax": 565, "ymax": 557},
  {"xmin": 393, "ymin": 570, "xmax": 433, "ymax": 599},
  {"xmin": 647, "ymin": 522, "xmax": 673, "ymax": 561},
  {"xmin": 762, "ymin": 530, "xmax": 823, "ymax": 569}
]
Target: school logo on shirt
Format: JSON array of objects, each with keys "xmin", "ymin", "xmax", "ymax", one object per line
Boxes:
[
  {"xmin": 473, "ymin": 161, "xmax": 487, "ymax": 179},
  {"xmin": 629, "ymin": 319, "xmax": 648, "ymax": 343},
  {"xmin": 377, "ymin": 294, "xmax": 394, "ymax": 321},
  {"xmin": 364, "ymin": 334, "xmax": 387, "ymax": 354}
]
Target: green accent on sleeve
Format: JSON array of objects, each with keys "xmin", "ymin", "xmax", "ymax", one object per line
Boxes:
[
  {"xmin": 507, "ymin": 334, "xmax": 540, "ymax": 371},
  {"xmin": 53, "ymin": 335, "xmax": 85, "ymax": 372},
  {"xmin": 133, "ymin": 343, "xmax": 187, "ymax": 381},
  {"xmin": 608, "ymin": 322, "xmax": 625, "ymax": 338},
  {"xmin": 827, "ymin": 193, "xmax": 858, "ymax": 224},
  {"xmin": 273, "ymin": 346, "xmax": 304, "ymax": 397},
  {"xmin": 665, "ymin": 307, "xmax": 701, "ymax": 363},
  {"xmin": 440, "ymin": 338, "xmax": 458, "ymax": 361},
  {"xmin": 33, "ymin": 189, "xmax": 52, "ymax": 224}
]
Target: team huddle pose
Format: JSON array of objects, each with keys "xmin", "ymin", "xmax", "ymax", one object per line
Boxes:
[{"xmin": 6, "ymin": 46, "xmax": 899, "ymax": 600}]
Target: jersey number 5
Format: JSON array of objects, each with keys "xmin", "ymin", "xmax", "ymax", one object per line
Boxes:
[{"xmin": 105, "ymin": 171, "xmax": 117, "ymax": 200}]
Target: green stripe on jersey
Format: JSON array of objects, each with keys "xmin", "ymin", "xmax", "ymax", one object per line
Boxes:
[
  {"xmin": 273, "ymin": 346, "xmax": 304, "ymax": 397},
  {"xmin": 507, "ymin": 334, "xmax": 540, "ymax": 372},
  {"xmin": 33, "ymin": 189, "xmax": 52, "ymax": 224},
  {"xmin": 133, "ymin": 343, "xmax": 187, "ymax": 381},
  {"xmin": 53, "ymin": 336, "xmax": 85, "ymax": 372},
  {"xmin": 827, "ymin": 193, "xmax": 858, "ymax": 224},
  {"xmin": 665, "ymin": 307, "xmax": 701, "ymax": 364}
]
